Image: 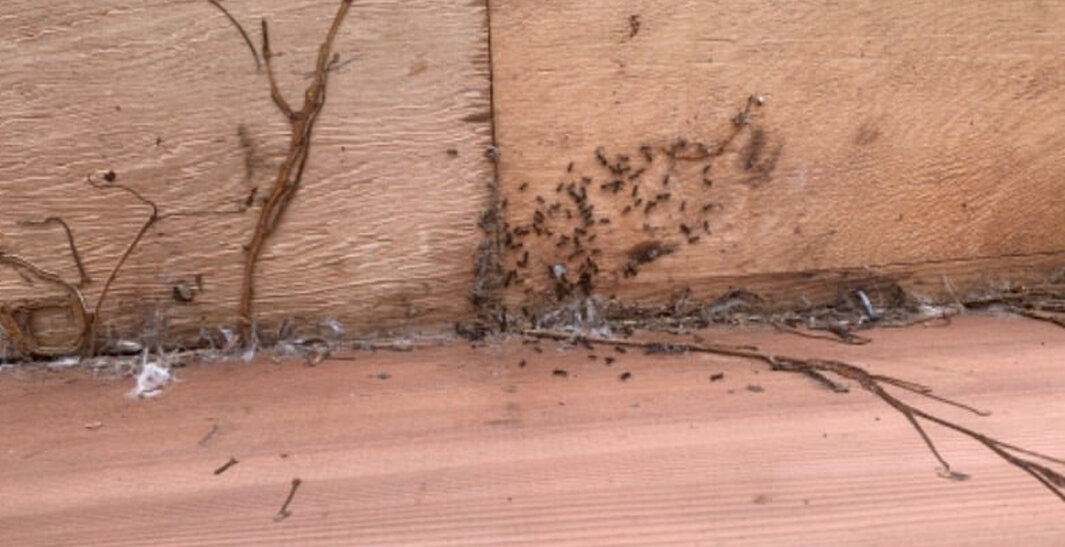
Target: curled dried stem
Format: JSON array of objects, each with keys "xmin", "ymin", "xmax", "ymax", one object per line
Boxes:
[
  {"xmin": 0, "ymin": 252, "xmax": 89, "ymax": 357},
  {"xmin": 86, "ymin": 173, "xmax": 161, "ymax": 357},
  {"xmin": 17, "ymin": 216, "xmax": 91, "ymax": 287}
]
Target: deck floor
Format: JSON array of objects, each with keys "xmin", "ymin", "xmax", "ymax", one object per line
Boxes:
[{"xmin": 1, "ymin": 315, "xmax": 1064, "ymax": 545}]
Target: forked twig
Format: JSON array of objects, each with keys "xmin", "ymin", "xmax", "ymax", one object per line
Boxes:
[
  {"xmin": 522, "ymin": 329, "xmax": 1065, "ymax": 502},
  {"xmin": 238, "ymin": 0, "xmax": 353, "ymax": 342}
]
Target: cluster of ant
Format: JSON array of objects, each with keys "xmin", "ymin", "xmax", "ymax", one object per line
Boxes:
[{"xmin": 497, "ymin": 96, "xmax": 774, "ymax": 320}]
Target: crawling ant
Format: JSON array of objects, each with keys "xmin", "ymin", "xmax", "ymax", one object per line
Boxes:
[
  {"xmin": 595, "ymin": 147, "xmax": 609, "ymax": 167},
  {"xmin": 519, "ymin": 182, "xmax": 529, "ymax": 191},
  {"xmin": 640, "ymin": 144, "xmax": 653, "ymax": 163},
  {"xmin": 622, "ymin": 205, "xmax": 632, "ymax": 215},
  {"xmin": 566, "ymin": 161, "xmax": 574, "ymax": 173}
]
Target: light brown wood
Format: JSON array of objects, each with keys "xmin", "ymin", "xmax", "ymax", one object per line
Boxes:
[
  {"xmin": 2, "ymin": 315, "xmax": 1063, "ymax": 545},
  {"xmin": 0, "ymin": 1, "xmax": 493, "ymax": 347},
  {"xmin": 491, "ymin": 0, "xmax": 1065, "ymax": 311}
]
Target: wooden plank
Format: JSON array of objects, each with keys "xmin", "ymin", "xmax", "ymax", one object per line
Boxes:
[
  {"xmin": 0, "ymin": 0, "xmax": 493, "ymax": 348},
  {"xmin": 2, "ymin": 315, "xmax": 1064, "ymax": 545},
  {"xmin": 490, "ymin": 0, "xmax": 1065, "ymax": 312}
]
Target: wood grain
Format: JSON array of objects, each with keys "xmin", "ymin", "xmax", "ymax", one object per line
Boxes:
[
  {"xmin": 0, "ymin": 1, "xmax": 493, "ymax": 346},
  {"xmin": 2, "ymin": 315, "xmax": 1063, "ymax": 545},
  {"xmin": 490, "ymin": 0, "xmax": 1065, "ymax": 311}
]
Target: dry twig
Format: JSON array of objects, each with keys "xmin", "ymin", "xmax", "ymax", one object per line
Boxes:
[
  {"xmin": 238, "ymin": 0, "xmax": 354, "ymax": 342},
  {"xmin": 522, "ymin": 328, "xmax": 1065, "ymax": 503},
  {"xmin": 207, "ymin": 0, "xmax": 262, "ymax": 70}
]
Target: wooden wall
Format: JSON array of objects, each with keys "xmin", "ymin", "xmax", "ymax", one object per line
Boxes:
[
  {"xmin": 491, "ymin": 0, "xmax": 1065, "ymax": 313},
  {"xmin": 4, "ymin": 0, "xmax": 1065, "ymax": 352},
  {"xmin": 0, "ymin": 0, "xmax": 493, "ymax": 350}
]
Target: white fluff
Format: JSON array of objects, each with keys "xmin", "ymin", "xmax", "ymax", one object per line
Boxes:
[{"xmin": 128, "ymin": 352, "xmax": 172, "ymax": 398}]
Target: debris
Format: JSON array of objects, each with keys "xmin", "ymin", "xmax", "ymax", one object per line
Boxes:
[
  {"xmin": 199, "ymin": 423, "xmax": 220, "ymax": 446},
  {"xmin": 128, "ymin": 352, "xmax": 172, "ymax": 398},
  {"xmin": 172, "ymin": 281, "xmax": 195, "ymax": 303},
  {"xmin": 644, "ymin": 342, "xmax": 687, "ymax": 354},
  {"xmin": 214, "ymin": 457, "xmax": 239, "ymax": 476},
  {"xmin": 84, "ymin": 421, "xmax": 103, "ymax": 430},
  {"xmin": 273, "ymin": 478, "xmax": 302, "ymax": 522}
]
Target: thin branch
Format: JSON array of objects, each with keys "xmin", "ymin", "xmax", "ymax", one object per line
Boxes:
[
  {"xmin": 1011, "ymin": 307, "xmax": 1065, "ymax": 329},
  {"xmin": 239, "ymin": 1, "xmax": 353, "ymax": 343},
  {"xmin": 260, "ymin": 19, "xmax": 293, "ymax": 119},
  {"xmin": 207, "ymin": 0, "xmax": 262, "ymax": 70},
  {"xmin": 520, "ymin": 328, "xmax": 1065, "ymax": 503},
  {"xmin": 771, "ymin": 320, "xmax": 871, "ymax": 345}
]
